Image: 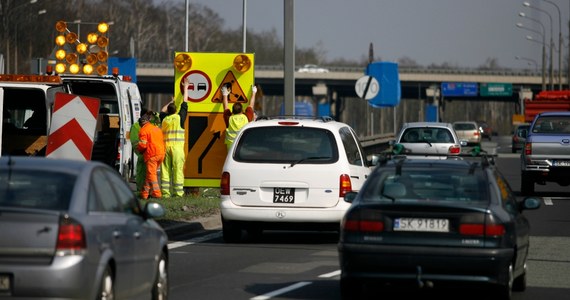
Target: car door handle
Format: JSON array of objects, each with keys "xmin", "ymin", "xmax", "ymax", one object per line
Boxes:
[
  {"xmin": 133, "ymin": 232, "xmax": 141, "ymax": 239},
  {"xmin": 113, "ymin": 230, "xmax": 121, "ymax": 239}
]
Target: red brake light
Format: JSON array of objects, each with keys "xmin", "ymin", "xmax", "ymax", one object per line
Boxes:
[
  {"xmin": 524, "ymin": 142, "xmax": 532, "ymax": 155},
  {"xmin": 339, "ymin": 174, "xmax": 352, "ymax": 197},
  {"xmin": 448, "ymin": 145, "xmax": 461, "ymax": 154},
  {"xmin": 344, "ymin": 220, "xmax": 384, "ymax": 232},
  {"xmin": 278, "ymin": 121, "xmax": 299, "ymax": 126},
  {"xmin": 459, "ymin": 224, "xmax": 505, "ymax": 236},
  {"xmin": 220, "ymin": 172, "xmax": 230, "ymax": 195},
  {"xmin": 57, "ymin": 220, "xmax": 86, "ymax": 250}
]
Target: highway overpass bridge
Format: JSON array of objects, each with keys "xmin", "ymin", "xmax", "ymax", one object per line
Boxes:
[{"xmin": 136, "ymin": 63, "xmax": 550, "ymax": 101}]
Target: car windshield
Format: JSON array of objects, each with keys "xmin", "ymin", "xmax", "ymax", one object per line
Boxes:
[
  {"xmin": 0, "ymin": 170, "xmax": 76, "ymax": 210},
  {"xmin": 400, "ymin": 127, "xmax": 453, "ymax": 143},
  {"xmin": 359, "ymin": 166, "xmax": 488, "ymax": 203},
  {"xmin": 234, "ymin": 126, "xmax": 338, "ymax": 164}
]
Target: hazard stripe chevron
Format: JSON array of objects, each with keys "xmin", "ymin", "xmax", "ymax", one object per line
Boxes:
[{"xmin": 46, "ymin": 92, "xmax": 100, "ymax": 161}]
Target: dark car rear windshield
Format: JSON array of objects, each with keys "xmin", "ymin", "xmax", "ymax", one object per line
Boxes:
[
  {"xmin": 454, "ymin": 123, "xmax": 477, "ymax": 130},
  {"xmin": 0, "ymin": 170, "xmax": 76, "ymax": 210},
  {"xmin": 532, "ymin": 116, "xmax": 570, "ymax": 134},
  {"xmin": 234, "ymin": 126, "xmax": 339, "ymax": 164},
  {"xmin": 360, "ymin": 167, "xmax": 488, "ymax": 203},
  {"xmin": 400, "ymin": 128, "xmax": 453, "ymax": 143}
]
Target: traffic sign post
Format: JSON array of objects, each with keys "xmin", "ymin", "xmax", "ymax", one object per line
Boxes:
[{"xmin": 173, "ymin": 52, "xmax": 255, "ymax": 188}]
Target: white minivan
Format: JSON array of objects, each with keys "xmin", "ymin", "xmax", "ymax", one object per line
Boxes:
[{"xmin": 220, "ymin": 116, "xmax": 372, "ymax": 242}]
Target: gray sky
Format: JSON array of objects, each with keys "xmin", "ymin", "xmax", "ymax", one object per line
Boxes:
[{"xmin": 177, "ymin": 0, "xmax": 570, "ymax": 70}]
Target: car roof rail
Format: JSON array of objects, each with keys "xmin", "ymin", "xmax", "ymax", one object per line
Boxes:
[{"xmin": 255, "ymin": 115, "xmax": 335, "ymax": 122}]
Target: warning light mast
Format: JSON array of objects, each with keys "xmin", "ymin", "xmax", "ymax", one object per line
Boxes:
[{"xmin": 52, "ymin": 20, "xmax": 110, "ymax": 76}]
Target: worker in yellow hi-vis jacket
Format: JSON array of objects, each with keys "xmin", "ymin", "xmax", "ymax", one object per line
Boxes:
[{"xmin": 160, "ymin": 79, "xmax": 189, "ymax": 197}]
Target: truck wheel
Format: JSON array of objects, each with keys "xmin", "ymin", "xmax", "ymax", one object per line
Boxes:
[{"xmin": 521, "ymin": 174, "xmax": 534, "ymax": 195}]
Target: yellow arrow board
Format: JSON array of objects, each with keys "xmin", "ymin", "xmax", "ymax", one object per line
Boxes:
[{"xmin": 174, "ymin": 52, "xmax": 255, "ymax": 187}]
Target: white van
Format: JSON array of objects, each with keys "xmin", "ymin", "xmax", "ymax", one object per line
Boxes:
[{"xmin": 220, "ymin": 116, "xmax": 372, "ymax": 242}]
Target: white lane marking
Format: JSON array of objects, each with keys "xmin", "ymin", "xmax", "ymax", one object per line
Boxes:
[
  {"xmin": 167, "ymin": 232, "xmax": 222, "ymax": 249},
  {"xmin": 251, "ymin": 281, "xmax": 312, "ymax": 300},
  {"xmin": 543, "ymin": 197, "xmax": 554, "ymax": 206},
  {"xmin": 319, "ymin": 270, "xmax": 341, "ymax": 278}
]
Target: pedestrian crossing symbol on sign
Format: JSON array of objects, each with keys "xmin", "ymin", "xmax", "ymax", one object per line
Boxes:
[{"xmin": 211, "ymin": 71, "xmax": 248, "ymax": 104}]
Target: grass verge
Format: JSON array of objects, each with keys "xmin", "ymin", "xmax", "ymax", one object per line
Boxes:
[{"xmin": 140, "ymin": 187, "xmax": 221, "ymax": 222}]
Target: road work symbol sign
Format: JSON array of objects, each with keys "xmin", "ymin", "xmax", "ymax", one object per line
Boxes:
[
  {"xmin": 212, "ymin": 71, "xmax": 248, "ymax": 104},
  {"xmin": 46, "ymin": 92, "xmax": 100, "ymax": 160}
]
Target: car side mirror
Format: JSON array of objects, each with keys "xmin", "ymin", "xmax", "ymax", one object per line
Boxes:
[
  {"xmin": 144, "ymin": 202, "xmax": 165, "ymax": 219},
  {"xmin": 367, "ymin": 154, "xmax": 380, "ymax": 166},
  {"xmin": 344, "ymin": 191, "xmax": 358, "ymax": 203},
  {"xmin": 519, "ymin": 197, "xmax": 541, "ymax": 212}
]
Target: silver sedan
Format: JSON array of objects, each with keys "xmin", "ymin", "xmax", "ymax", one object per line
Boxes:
[{"xmin": 0, "ymin": 156, "xmax": 169, "ymax": 300}]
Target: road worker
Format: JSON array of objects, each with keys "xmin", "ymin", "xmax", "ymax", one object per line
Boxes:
[
  {"xmin": 137, "ymin": 111, "xmax": 165, "ymax": 199},
  {"xmin": 222, "ymin": 84, "xmax": 257, "ymax": 151},
  {"xmin": 160, "ymin": 79, "xmax": 190, "ymax": 197}
]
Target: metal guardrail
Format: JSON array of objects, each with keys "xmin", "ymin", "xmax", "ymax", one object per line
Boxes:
[
  {"xmin": 137, "ymin": 62, "xmax": 541, "ymax": 77},
  {"xmin": 360, "ymin": 133, "xmax": 395, "ymax": 155}
]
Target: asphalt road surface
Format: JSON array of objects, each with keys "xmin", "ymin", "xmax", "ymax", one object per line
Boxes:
[{"xmin": 164, "ymin": 136, "xmax": 570, "ymax": 299}]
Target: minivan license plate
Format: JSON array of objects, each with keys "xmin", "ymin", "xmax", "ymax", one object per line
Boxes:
[{"xmin": 274, "ymin": 188, "xmax": 295, "ymax": 203}]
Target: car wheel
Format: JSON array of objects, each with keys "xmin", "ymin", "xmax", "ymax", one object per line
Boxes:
[
  {"xmin": 340, "ymin": 277, "xmax": 362, "ymax": 300},
  {"xmin": 151, "ymin": 252, "xmax": 168, "ymax": 300},
  {"xmin": 513, "ymin": 263, "xmax": 527, "ymax": 291},
  {"xmin": 97, "ymin": 266, "xmax": 114, "ymax": 300},
  {"xmin": 495, "ymin": 263, "xmax": 513, "ymax": 300},
  {"xmin": 222, "ymin": 218, "xmax": 242, "ymax": 243},
  {"xmin": 521, "ymin": 174, "xmax": 534, "ymax": 195}
]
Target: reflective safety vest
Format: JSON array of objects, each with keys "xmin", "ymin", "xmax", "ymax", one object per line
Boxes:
[
  {"xmin": 162, "ymin": 114, "xmax": 185, "ymax": 146},
  {"xmin": 225, "ymin": 113, "xmax": 249, "ymax": 145},
  {"xmin": 138, "ymin": 123, "xmax": 165, "ymax": 161}
]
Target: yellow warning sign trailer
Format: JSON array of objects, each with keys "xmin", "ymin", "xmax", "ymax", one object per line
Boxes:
[{"xmin": 173, "ymin": 52, "xmax": 255, "ymax": 187}]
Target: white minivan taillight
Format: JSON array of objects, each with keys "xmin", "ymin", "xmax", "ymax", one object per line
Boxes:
[
  {"xmin": 339, "ymin": 174, "xmax": 352, "ymax": 197},
  {"xmin": 221, "ymin": 172, "xmax": 230, "ymax": 195}
]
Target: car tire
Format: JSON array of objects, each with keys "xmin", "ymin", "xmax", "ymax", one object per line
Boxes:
[
  {"xmin": 521, "ymin": 173, "xmax": 534, "ymax": 195},
  {"xmin": 97, "ymin": 265, "xmax": 114, "ymax": 300},
  {"xmin": 491, "ymin": 263, "xmax": 513, "ymax": 300},
  {"xmin": 340, "ymin": 277, "xmax": 362, "ymax": 300},
  {"xmin": 513, "ymin": 263, "xmax": 527, "ymax": 292},
  {"xmin": 151, "ymin": 251, "xmax": 169, "ymax": 300},
  {"xmin": 222, "ymin": 218, "xmax": 242, "ymax": 243}
]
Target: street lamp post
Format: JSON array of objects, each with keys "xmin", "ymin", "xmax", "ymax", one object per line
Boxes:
[
  {"xmin": 538, "ymin": 0, "xmax": 563, "ymax": 90},
  {"xmin": 517, "ymin": 14, "xmax": 547, "ymax": 91},
  {"xmin": 523, "ymin": 2, "xmax": 554, "ymax": 90}
]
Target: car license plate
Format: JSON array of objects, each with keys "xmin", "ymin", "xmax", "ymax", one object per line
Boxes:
[
  {"xmin": 393, "ymin": 218, "xmax": 449, "ymax": 232},
  {"xmin": 0, "ymin": 274, "xmax": 10, "ymax": 293},
  {"xmin": 273, "ymin": 188, "xmax": 295, "ymax": 203},
  {"xmin": 553, "ymin": 160, "xmax": 570, "ymax": 167}
]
